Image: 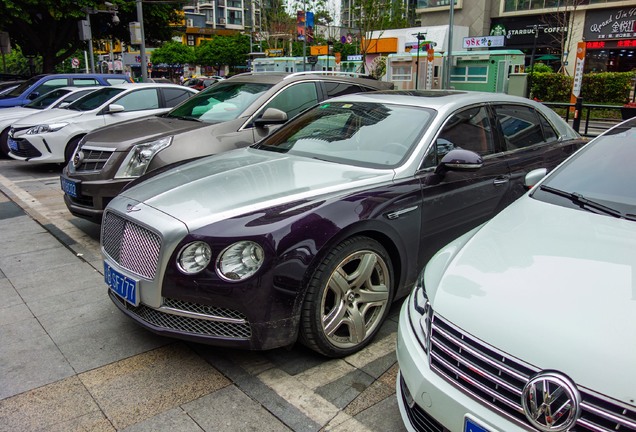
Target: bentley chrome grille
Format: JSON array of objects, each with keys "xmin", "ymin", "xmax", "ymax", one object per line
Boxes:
[
  {"xmin": 110, "ymin": 292, "xmax": 252, "ymax": 339},
  {"xmin": 102, "ymin": 211, "xmax": 161, "ymax": 279},
  {"xmin": 430, "ymin": 314, "xmax": 636, "ymax": 431}
]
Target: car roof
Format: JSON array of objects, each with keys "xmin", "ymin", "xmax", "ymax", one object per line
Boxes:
[
  {"xmin": 327, "ymin": 89, "xmax": 548, "ymax": 111},
  {"xmin": 225, "ymin": 71, "xmax": 391, "ymax": 87},
  {"xmin": 107, "ymin": 82, "xmax": 188, "ymax": 90}
]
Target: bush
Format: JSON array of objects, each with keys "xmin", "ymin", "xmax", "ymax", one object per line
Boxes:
[{"xmin": 530, "ymin": 71, "xmax": 635, "ymax": 104}]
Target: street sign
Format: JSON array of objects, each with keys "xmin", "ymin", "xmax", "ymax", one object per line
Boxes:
[
  {"xmin": 427, "ymin": 48, "xmax": 434, "ymax": 62},
  {"xmin": 71, "ymin": 57, "xmax": 80, "ymax": 68},
  {"xmin": 570, "ymin": 41, "xmax": 586, "ymax": 112}
]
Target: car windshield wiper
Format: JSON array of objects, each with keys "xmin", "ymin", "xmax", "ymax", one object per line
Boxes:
[
  {"xmin": 169, "ymin": 115, "xmax": 201, "ymax": 122},
  {"xmin": 539, "ymin": 185, "xmax": 636, "ymax": 220}
]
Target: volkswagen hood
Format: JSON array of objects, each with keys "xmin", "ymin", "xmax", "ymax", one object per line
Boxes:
[
  {"xmin": 427, "ymin": 195, "xmax": 636, "ymax": 404},
  {"xmin": 116, "ymin": 147, "xmax": 393, "ymax": 231}
]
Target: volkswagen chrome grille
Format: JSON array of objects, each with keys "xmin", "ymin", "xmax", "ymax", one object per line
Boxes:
[
  {"xmin": 430, "ymin": 314, "xmax": 636, "ymax": 432},
  {"xmin": 102, "ymin": 211, "xmax": 161, "ymax": 279}
]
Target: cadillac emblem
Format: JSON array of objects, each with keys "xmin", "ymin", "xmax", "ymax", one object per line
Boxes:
[{"xmin": 521, "ymin": 371, "xmax": 581, "ymax": 431}]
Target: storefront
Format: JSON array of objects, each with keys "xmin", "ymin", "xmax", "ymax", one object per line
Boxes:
[
  {"xmin": 583, "ymin": 6, "xmax": 636, "ymax": 73},
  {"xmin": 489, "ymin": 15, "xmax": 568, "ymax": 69}
]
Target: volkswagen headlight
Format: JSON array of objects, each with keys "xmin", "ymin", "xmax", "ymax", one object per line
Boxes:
[
  {"xmin": 177, "ymin": 241, "xmax": 212, "ymax": 274},
  {"xmin": 26, "ymin": 122, "xmax": 69, "ymax": 134},
  {"xmin": 409, "ymin": 268, "xmax": 433, "ymax": 354},
  {"xmin": 216, "ymin": 241, "xmax": 264, "ymax": 282},
  {"xmin": 115, "ymin": 136, "xmax": 172, "ymax": 178}
]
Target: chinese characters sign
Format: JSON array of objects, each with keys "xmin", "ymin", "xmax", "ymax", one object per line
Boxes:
[
  {"xmin": 583, "ymin": 7, "xmax": 636, "ymax": 41},
  {"xmin": 462, "ymin": 36, "xmax": 505, "ymax": 49}
]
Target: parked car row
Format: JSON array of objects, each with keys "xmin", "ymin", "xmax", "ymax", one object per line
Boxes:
[{"xmin": 4, "ymin": 71, "xmax": 634, "ymax": 432}]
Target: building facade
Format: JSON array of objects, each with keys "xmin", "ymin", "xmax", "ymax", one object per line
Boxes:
[{"xmin": 415, "ymin": 0, "xmax": 636, "ymax": 74}]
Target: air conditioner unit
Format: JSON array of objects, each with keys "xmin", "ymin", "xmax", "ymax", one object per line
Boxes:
[
  {"xmin": 186, "ymin": 19, "xmax": 194, "ymax": 27},
  {"xmin": 219, "ymin": 17, "xmax": 226, "ymax": 24}
]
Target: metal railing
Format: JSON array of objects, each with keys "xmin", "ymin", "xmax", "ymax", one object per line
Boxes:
[{"xmin": 542, "ymin": 99, "xmax": 625, "ymax": 137}]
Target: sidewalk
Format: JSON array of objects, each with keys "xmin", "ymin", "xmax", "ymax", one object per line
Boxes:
[{"xmin": 0, "ymin": 187, "xmax": 406, "ymax": 432}]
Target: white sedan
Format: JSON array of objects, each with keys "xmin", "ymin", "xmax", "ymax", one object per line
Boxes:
[
  {"xmin": 396, "ymin": 118, "xmax": 636, "ymax": 432},
  {"xmin": 7, "ymin": 83, "xmax": 197, "ymax": 163},
  {"xmin": 0, "ymin": 86, "xmax": 100, "ymax": 157}
]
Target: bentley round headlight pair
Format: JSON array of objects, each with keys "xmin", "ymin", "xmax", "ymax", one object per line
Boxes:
[{"xmin": 177, "ymin": 240, "xmax": 264, "ymax": 281}]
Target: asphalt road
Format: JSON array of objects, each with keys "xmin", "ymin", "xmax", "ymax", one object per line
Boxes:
[{"xmin": 0, "ymin": 157, "xmax": 408, "ymax": 432}]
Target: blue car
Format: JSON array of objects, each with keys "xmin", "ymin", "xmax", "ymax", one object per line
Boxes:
[{"xmin": 0, "ymin": 73, "xmax": 133, "ymax": 108}]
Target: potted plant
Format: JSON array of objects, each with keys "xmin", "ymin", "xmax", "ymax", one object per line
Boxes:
[{"xmin": 621, "ymin": 101, "xmax": 636, "ymax": 120}]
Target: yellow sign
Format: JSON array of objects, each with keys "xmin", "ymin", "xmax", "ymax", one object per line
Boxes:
[
  {"xmin": 266, "ymin": 48, "xmax": 284, "ymax": 57},
  {"xmin": 310, "ymin": 45, "xmax": 328, "ymax": 55}
]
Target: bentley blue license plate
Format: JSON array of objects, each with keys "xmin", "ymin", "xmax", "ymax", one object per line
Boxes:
[
  {"xmin": 8, "ymin": 137, "xmax": 18, "ymax": 152},
  {"xmin": 60, "ymin": 176, "xmax": 80, "ymax": 198},
  {"xmin": 465, "ymin": 417, "xmax": 490, "ymax": 432},
  {"xmin": 104, "ymin": 262, "xmax": 138, "ymax": 306}
]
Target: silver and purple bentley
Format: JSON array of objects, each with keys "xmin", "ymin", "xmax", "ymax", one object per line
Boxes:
[{"xmin": 101, "ymin": 90, "xmax": 587, "ymax": 357}]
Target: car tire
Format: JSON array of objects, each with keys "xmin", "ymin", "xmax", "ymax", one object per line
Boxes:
[
  {"xmin": 0, "ymin": 128, "xmax": 10, "ymax": 158},
  {"xmin": 64, "ymin": 137, "xmax": 82, "ymax": 164},
  {"xmin": 299, "ymin": 236, "xmax": 394, "ymax": 358}
]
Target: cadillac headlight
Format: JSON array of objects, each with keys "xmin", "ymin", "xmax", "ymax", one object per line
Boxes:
[
  {"xmin": 177, "ymin": 241, "xmax": 212, "ymax": 274},
  {"xmin": 409, "ymin": 268, "xmax": 433, "ymax": 353},
  {"xmin": 115, "ymin": 136, "xmax": 172, "ymax": 178},
  {"xmin": 26, "ymin": 122, "xmax": 69, "ymax": 134},
  {"xmin": 216, "ymin": 241, "xmax": 264, "ymax": 282}
]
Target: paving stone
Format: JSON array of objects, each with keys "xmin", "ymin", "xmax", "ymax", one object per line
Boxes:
[
  {"xmin": 358, "ymin": 351, "xmax": 397, "ymax": 380},
  {"xmin": 78, "ymin": 343, "xmax": 230, "ymax": 430},
  {"xmin": 0, "ymin": 245, "xmax": 78, "ymax": 280},
  {"xmin": 121, "ymin": 408, "xmax": 203, "ymax": 432},
  {"xmin": 352, "ymin": 393, "xmax": 407, "ymax": 432},
  {"xmin": 184, "ymin": 386, "xmax": 292, "ymax": 432},
  {"xmin": 0, "ymin": 377, "xmax": 101, "ymax": 432},
  {"xmin": 0, "ymin": 278, "xmax": 23, "ymax": 310},
  {"xmin": 315, "ymin": 369, "xmax": 375, "ymax": 409},
  {"xmin": 0, "ymin": 318, "xmax": 75, "ymax": 399}
]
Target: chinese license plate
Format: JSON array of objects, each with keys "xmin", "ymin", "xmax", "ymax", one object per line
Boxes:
[
  {"xmin": 8, "ymin": 137, "xmax": 19, "ymax": 152},
  {"xmin": 60, "ymin": 176, "xmax": 80, "ymax": 198},
  {"xmin": 465, "ymin": 417, "xmax": 490, "ymax": 432},
  {"xmin": 104, "ymin": 262, "xmax": 138, "ymax": 306}
]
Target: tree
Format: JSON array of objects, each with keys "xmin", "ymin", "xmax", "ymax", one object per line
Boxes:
[
  {"xmin": 150, "ymin": 41, "xmax": 194, "ymax": 81},
  {"xmin": 543, "ymin": 0, "xmax": 586, "ymax": 75},
  {"xmin": 0, "ymin": 0, "xmax": 184, "ymax": 74},
  {"xmin": 349, "ymin": 0, "xmax": 408, "ymax": 74},
  {"xmin": 195, "ymin": 34, "xmax": 251, "ymax": 76}
]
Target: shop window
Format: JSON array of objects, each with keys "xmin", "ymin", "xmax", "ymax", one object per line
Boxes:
[
  {"xmin": 391, "ymin": 65, "xmax": 412, "ymax": 81},
  {"xmin": 450, "ymin": 66, "xmax": 488, "ymax": 83},
  {"xmin": 187, "ymin": 35, "xmax": 195, "ymax": 46}
]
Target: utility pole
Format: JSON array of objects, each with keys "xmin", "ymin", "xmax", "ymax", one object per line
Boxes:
[{"xmin": 136, "ymin": 0, "xmax": 148, "ymax": 82}]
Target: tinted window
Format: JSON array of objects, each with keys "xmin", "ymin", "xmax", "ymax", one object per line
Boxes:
[
  {"xmin": 24, "ymin": 88, "xmax": 71, "ymax": 109},
  {"xmin": 494, "ymin": 105, "xmax": 547, "ymax": 150},
  {"xmin": 72, "ymin": 78, "xmax": 99, "ymax": 86},
  {"xmin": 32, "ymin": 78, "xmax": 68, "ymax": 98},
  {"xmin": 168, "ymin": 82, "xmax": 272, "ymax": 122},
  {"xmin": 423, "ymin": 105, "xmax": 494, "ymax": 169},
  {"xmin": 106, "ymin": 78, "xmax": 130, "ymax": 85},
  {"xmin": 262, "ymin": 82, "xmax": 318, "ymax": 120},
  {"xmin": 56, "ymin": 89, "xmax": 97, "ymax": 106},
  {"xmin": 257, "ymin": 101, "xmax": 433, "ymax": 169},
  {"xmin": 533, "ymin": 120, "xmax": 636, "ymax": 213},
  {"xmin": 115, "ymin": 89, "xmax": 159, "ymax": 111},
  {"xmin": 538, "ymin": 111, "xmax": 558, "ymax": 142},
  {"xmin": 162, "ymin": 88, "xmax": 193, "ymax": 107},
  {"xmin": 4, "ymin": 76, "xmax": 40, "ymax": 98},
  {"xmin": 67, "ymin": 87, "xmax": 125, "ymax": 111},
  {"xmin": 324, "ymin": 82, "xmax": 364, "ymax": 98}
]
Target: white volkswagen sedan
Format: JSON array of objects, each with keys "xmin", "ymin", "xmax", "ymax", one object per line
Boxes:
[
  {"xmin": 396, "ymin": 118, "xmax": 636, "ymax": 432},
  {"xmin": 7, "ymin": 83, "xmax": 197, "ymax": 163}
]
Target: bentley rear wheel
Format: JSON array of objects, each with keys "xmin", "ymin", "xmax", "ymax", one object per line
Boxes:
[{"xmin": 299, "ymin": 236, "xmax": 393, "ymax": 358}]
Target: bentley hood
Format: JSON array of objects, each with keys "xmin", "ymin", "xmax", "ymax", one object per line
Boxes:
[
  {"xmin": 116, "ymin": 147, "xmax": 394, "ymax": 231},
  {"xmin": 428, "ymin": 195, "xmax": 636, "ymax": 404}
]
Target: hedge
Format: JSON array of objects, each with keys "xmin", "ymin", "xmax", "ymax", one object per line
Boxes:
[{"xmin": 529, "ymin": 71, "xmax": 635, "ymax": 104}]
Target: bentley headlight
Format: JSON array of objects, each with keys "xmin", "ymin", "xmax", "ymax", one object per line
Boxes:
[
  {"xmin": 216, "ymin": 241, "xmax": 264, "ymax": 281},
  {"xmin": 26, "ymin": 122, "xmax": 69, "ymax": 134},
  {"xmin": 115, "ymin": 136, "xmax": 172, "ymax": 178},
  {"xmin": 177, "ymin": 241, "xmax": 212, "ymax": 274},
  {"xmin": 409, "ymin": 268, "xmax": 433, "ymax": 353}
]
